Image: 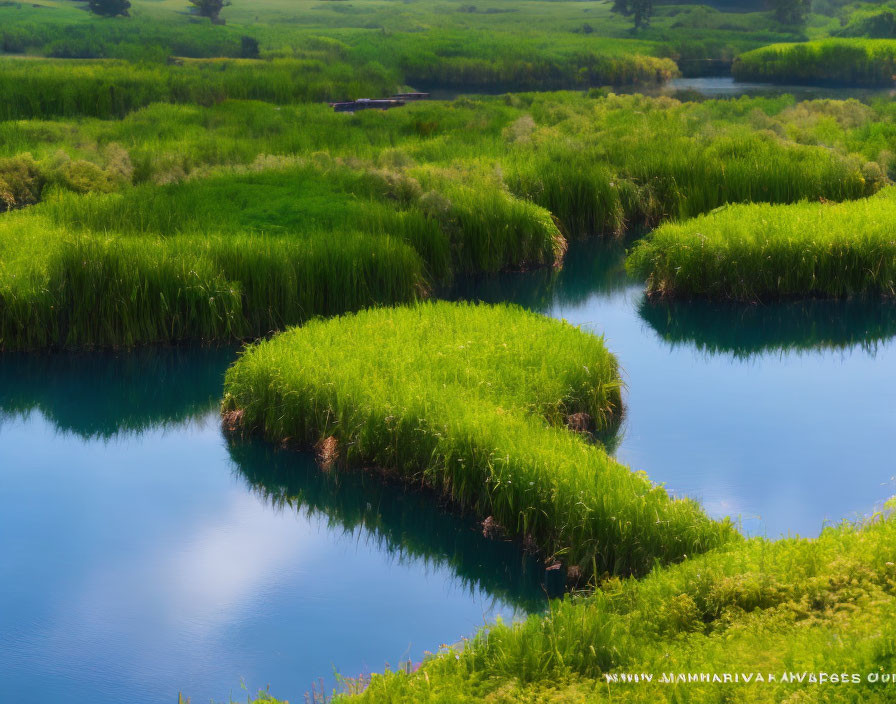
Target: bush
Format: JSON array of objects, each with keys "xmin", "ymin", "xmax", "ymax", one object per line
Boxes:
[{"xmin": 0, "ymin": 154, "xmax": 44, "ymax": 212}]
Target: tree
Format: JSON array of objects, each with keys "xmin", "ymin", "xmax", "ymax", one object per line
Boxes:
[
  {"xmin": 766, "ymin": 0, "xmax": 810, "ymax": 26},
  {"xmin": 87, "ymin": 0, "xmax": 130, "ymax": 17},
  {"xmin": 612, "ymin": 0, "xmax": 654, "ymax": 31},
  {"xmin": 188, "ymin": 0, "xmax": 230, "ymax": 22}
]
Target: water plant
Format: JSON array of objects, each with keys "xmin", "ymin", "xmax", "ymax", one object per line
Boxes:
[
  {"xmin": 0, "ymin": 162, "xmax": 563, "ymax": 350},
  {"xmin": 733, "ymin": 38, "xmax": 896, "ymax": 86},
  {"xmin": 626, "ymin": 187, "xmax": 896, "ymax": 300},
  {"xmin": 331, "ymin": 503, "xmax": 896, "ymax": 703},
  {"xmin": 222, "ymin": 301, "xmax": 737, "ymax": 578}
]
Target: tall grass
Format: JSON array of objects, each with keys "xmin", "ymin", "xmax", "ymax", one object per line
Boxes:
[
  {"xmin": 0, "ymin": 57, "xmax": 398, "ymax": 120},
  {"xmin": 733, "ymin": 39, "xmax": 896, "ymax": 86},
  {"xmin": 337, "ymin": 505, "xmax": 896, "ymax": 703},
  {"xmin": 0, "ymin": 162, "xmax": 563, "ymax": 349},
  {"xmin": 504, "ymin": 93, "xmax": 882, "ymax": 236},
  {"xmin": 626, "ymin": 186, "xmax": 896, "ymax": 300},
  {"xmin": 0, "ymin": 213, "xmax": 425, "ymax": 349},
  {"xmin": 222, "ymin": 302, "xmax": 737, "ymax": 578}
]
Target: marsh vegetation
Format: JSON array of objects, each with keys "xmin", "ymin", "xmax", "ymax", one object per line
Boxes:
[{"xmin": 4, "ymin": 0, "xmax": 896, "ymax": 702}]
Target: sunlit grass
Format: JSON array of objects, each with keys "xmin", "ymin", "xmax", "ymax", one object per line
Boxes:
[
  {"xmin": 626, "ymin": 186, "xmax": 896, "ymax": 300},
  {"xmin": 222, "ymin": 301, "xmax": 737, "ymax": 578},
  {"xmin": 733, "ymin": 38, "xmax": 896, "ymax": 86},
  {"xmin": 339, "ymin": 504, "xmax": 896, "ymax": 703}
]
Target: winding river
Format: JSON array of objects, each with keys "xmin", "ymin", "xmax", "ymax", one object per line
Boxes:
[{"xmin": 3, "ymin": 241, "xmax": 895, "ymax": 702}]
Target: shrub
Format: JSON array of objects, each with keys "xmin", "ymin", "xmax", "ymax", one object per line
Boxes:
[{"xmin": 0, "ymin": 154, "xmax": 44, "ymax": 212}]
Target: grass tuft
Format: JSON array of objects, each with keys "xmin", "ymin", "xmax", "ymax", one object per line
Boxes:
[{"xmin": 222, "ymin": 301, "xmax": 737, "ymax": 578}]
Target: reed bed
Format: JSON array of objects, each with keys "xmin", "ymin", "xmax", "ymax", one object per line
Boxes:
[
  {"xmin": 0, "ymin": 221, "xmax": 424, "ymax": 349},
  {"xmin": 222, "ymin": 302, "xmax": 737, "ymax": 578},
  {"xmin": 504, "ymin": 93, "xmax": 881, "ymax": 236},
  {"xmin": 733, "ymin": 39, "xmax": 896, "ymax": 86},
  {"xmin": 337, "ymin": 505, "xmax": 896, "ymax": 703},
  {"xmin": 3, "ymin": 91, "xmax": 893, "ymax": 348},
  {"xmin": 0, "ymin": 57, "xmax": 398, "ymax": 120},
  {"xmin": 626, "ymin": 187, "xmax": 896, "ymax": 301},
  {"xmin": 0, "ymin": 162, "xmax": 563, "ymax": 349}
]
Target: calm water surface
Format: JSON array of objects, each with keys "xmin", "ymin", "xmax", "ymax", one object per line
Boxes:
[
  {"xmin": 3, "ymin": 240, "xmax": 896, "ymax": 702},
  {"xmin": 0, "ymin": 349, "xmax": 545, "ymax": 703},
  {"xmin": 666, "ymin": 76, "xmax": 896, "ymax": 100}
]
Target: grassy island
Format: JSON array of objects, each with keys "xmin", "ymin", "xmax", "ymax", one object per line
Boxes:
[
  {"xmin": 733, "ymin": 39, "xmax": 896, "ymax": 87},
  {"xmin": 626, "ymin": 187, "xmax": 896, "ymax": 301},
  {"xmin": 222, "ymin": 301, "xmax": 736, "ymax": 577}
]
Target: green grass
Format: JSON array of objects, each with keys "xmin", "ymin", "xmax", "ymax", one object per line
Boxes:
[
  {"xmin": 0, "ymin": 161, "xmax": 563, "ymax": 349},
  {"xmin": 733, "ymin": 38, "xmax": 896, "ymax": 85},
  {"xmin": 221, "ymin": 301, "xmax": 737, "ymax": 578},
  {"xmin": 3, "ymin": 91, "xmax": 894, "ymax": 348},
  {"xmin": 329, "ymin": 503, "xmax": 896, "ymax": 703},
  {"xmin": 626, "ymin": 186, "xmax": 896, "ymax": 301},
  {"xmin": 0, "ymin": 56, "xmax": 399, "ymax": 120}
]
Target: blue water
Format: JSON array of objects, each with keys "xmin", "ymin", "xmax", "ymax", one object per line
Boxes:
[
  {"xmin": 0, "ymin": 349, "xmax": 545, "ymax": 703},
  {"xmin": 3, "ymin": 240, "xmax": 896, "ymax": 702}
]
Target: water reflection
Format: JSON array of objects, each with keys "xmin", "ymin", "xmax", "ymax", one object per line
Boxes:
[
  {"xmin": 639, "ymin": 297, "xmax": 896, "ymax": 359},
  {"xmin": 0, "ymin": 346, "xmax": 237, "ymax": 438},
  {"xmin": 443, "ymin": 238, "xmax": 630, "ymax": 311},
  {"xmin": 0, "ymin": 348, "xmax": 544, "ymax": 704},
  {"xmin": 229, "ymin": 438, "xmax": 551, "ymax": 612}
]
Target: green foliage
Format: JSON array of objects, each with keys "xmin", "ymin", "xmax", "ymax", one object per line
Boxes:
[
  {"xmin": 627, "ymin": 187, "xmax": 896, "ymax": 300},
  {"xmin": 733, "ymin": 38, "xmax": 896, "ymax": 85},
  {"xmin": 336, "ymin": 506, "xmax": 896, "ymax": 703},
  {"xmin": 188, "ymin": 0, "xmax": 229, "ymax": 22},
  {"xmin": 222, "ymin": 302, "xmax": 737, "ymax": 578},
  {"xmin": 0, "ymin": 154, "xmax": 44, "ymax": 212}
]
